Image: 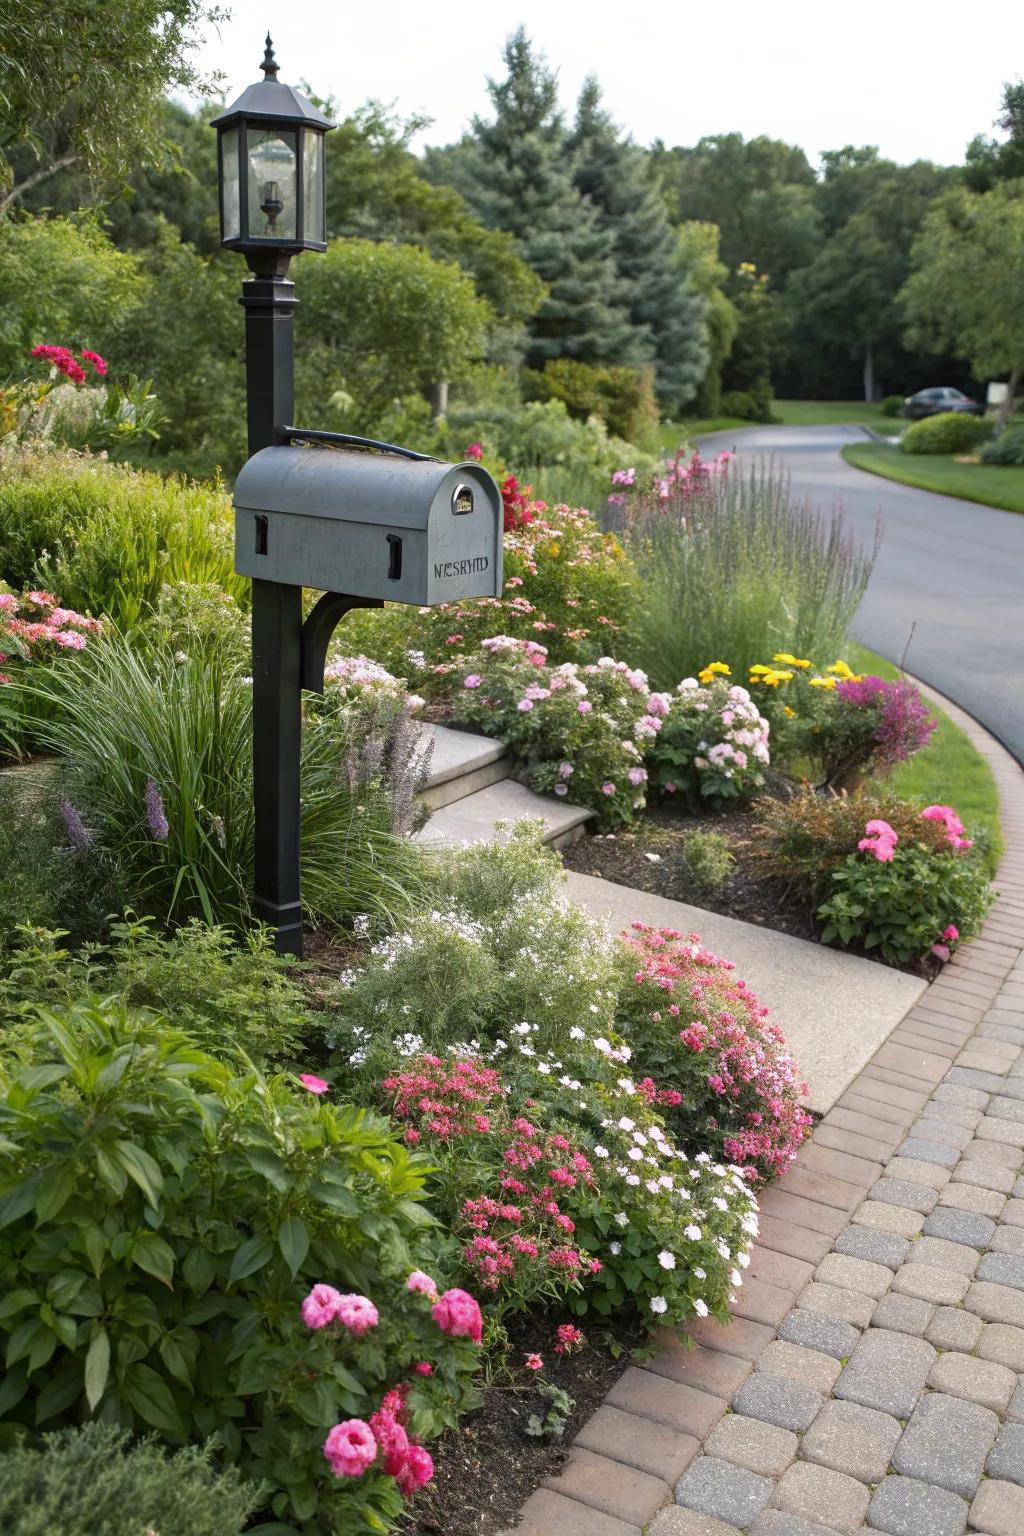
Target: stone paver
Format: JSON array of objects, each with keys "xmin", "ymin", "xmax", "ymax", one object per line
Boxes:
[
  {"xmin": 968, "ymin": 1479, "xmax": 1024, "ymax": 1535},
  {"xmin": 928, "ymin": 1352, "xmax": 1017, "ymax": 1412},
  {"xmin": 924, "ymin": 1207, "xmax": 998, "ymax": 1246},
  {"xmin": 834, "ymin": 1223, "xmax": 909, "ymax": 1268},
  {"xmin": 731, "ymin": 1372, "xmax": 823, "ymax": 1432},
  {"xmin": 987, "ymin": 1423, "xmax": 1024, "ymax": 1487},
  {"xmin": 871, "ymin": 1292, "xmax": 934, "ymax": 1335},
  {"xmin": 800, "ymin": 1399, "xmax": 901, "ymax": 1482},
  {"xmin": 977, "ymin": 1322, "xmax": 1024, "ymax": 1370},
  {"xmin": 927, "ymin": 1306, "xmax": 984, "ymax": 1351},
  {"xmin": 892, "ymin": 1392, "xmax": 999, "ymax": 1496},
  {"xmin": 777, "ymin": 1309, "xmax": 859, "ymax": 1360},
  {"xmin": 674, "ymin": 1456, "xmax": 772, "ymax": 1528},
  {"xmin": 834, "ymin": 1328, "xmax": 936, "ymax": 1416},
  {"xmin": 772, "ymin": 1461, "xmax": 868, "ymax": 1533},
  {"xmin": 868, "ymin": 1474, "xmax": 969, "ymax": 1536},
  {"xmin": 704, "ymin": 1413, "xmax": 797, "ymax": 1477},
  {"xmin": 756, "ymin": 1340, "xmax": 842, "ymax": 1394},
  {"xmin": 648, "ymin": 1512, "xmax": 743, "ymax": 1536}
]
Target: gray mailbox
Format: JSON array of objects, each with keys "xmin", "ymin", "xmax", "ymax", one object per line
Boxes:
[{"xmin": 233, "ymin": 442, "xmax": 503, "ymax": 605}]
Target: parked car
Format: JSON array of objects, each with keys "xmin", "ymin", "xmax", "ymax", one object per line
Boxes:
[{"xmin": 903, "ymin": 387, "xmax": 983, "ymax": 420}]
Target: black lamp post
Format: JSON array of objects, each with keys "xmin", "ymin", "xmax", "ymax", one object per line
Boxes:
[{"xmin": 213, "ymin": 39, "xmax": 333, "ymax": 955}]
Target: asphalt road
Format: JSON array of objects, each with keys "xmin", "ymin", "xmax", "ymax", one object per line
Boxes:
[{"xmin": 699, "ymin": 424, "xmax": 1024, "ymax": 765}]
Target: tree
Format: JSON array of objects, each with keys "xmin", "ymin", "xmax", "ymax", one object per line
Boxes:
[
  {"xmin": 965, "ymin": 81, "xmax": 1024, "ymax": 191},
  {"xmin": 675, "ymin": 223, "xmax": 738, "ymax": 417},
  {"xmin": 0, "ymin": 214, "xmax": 142, "ymax": 371},
  {"xmin": 442, "ymin": 29, "xmax": 636, "ymax": 369},
  {"xmin": 0, "ymin": 0, "xmax": 217, "ymax": 213},
  {"xmin": 568, "ymin": 78, "xmax": 708, "ymax": 413},
  {"xmin": 295, "ymin": 237, "xmax": 492, "ymax": 430},
  {"xmin": 721, "ymin": 263, "xmax": 787, "ymax": 415},
  {"xmin": 651, "ymin": 133, "xmax": 823, "ymax": 287},
  {"xmin": 784, "ymin": 157, "xmax": 954, "ymax": 399},
  {"xmin": 900, "ymin": 181, "xmax": 1024, "ymax": 425}
]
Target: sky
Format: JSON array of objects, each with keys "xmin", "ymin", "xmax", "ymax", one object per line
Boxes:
[{"xmin": 187, "ymin": 0, "xmax": 1024, "ymax": 168}]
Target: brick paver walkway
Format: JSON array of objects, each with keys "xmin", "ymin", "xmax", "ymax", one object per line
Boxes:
[{"xmin": 506, "ymin": 687, "xmax": 1024, "ymax": 1536}]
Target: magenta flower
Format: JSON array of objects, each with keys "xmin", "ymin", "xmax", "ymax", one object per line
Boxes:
[
  {"xmin": 414, "ymin": 1360, "xmax": 433, "ymax": 1376},
  {"xmin": 943, "ymin": 924, "xmax": 959, "ymax": 941},
  {"xmin": 524, "ymin": 1352, "xmax": 544, "ymax": 1370},
  {"xmin": 406, "ymin": 1269, "xmax": 438, "ymax": 1300},
  {"xmin": 336, "ymin": 1293, "xmax": 379, "ymax": 1335},
  {"xmin": 431, "ymin": 1287, "xmax": 483, "ymax": 1344},
  {"xmin": 299, "ymin": 1072, "xmax": 329, "ymax": 1095},
  {"xmin": 324, "ymin": 1419, "xmax": 378, "ymax": 1478},
  {"xmin": 302, "ymin": 1283, "xmax": 344, "ymax": 1329},
  {"xmin": 601, "ymin": 782, "xmax": 616, "ymax": 796}
]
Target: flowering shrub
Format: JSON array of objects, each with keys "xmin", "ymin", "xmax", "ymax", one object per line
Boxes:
[
  {"xmin": 607, "ymin": 447, "xmax": 732, "ymax": 513},
  {"xmin": 818, "ymin": 805, "xmax": 992, "ymax": 965},
  {"xmin": 0, "ymin": 1002, "xmax": 483, "ymax": 1535},
  {"xmin": 322, "ymin": 653, "xmax": 422, "ymax": 711},
  {"xmin": 612, "ymin": 923, "xmax": 811, "ymax": 1182},
  {"xmin": 451, "ymin": 636, "xmax": 660, "ymax": 827},
  {"xmin": 647, "ymin": 672, "xmax": 771, "ymax": 804},
  {"xmin": 1, "ymin": 345, "xmax": 164, "ymax": 456},
  {"xmin": 0, "ymin": 587, "xmax": 101, "ymax": 758}
]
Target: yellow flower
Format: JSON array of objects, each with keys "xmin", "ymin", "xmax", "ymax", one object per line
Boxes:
[
  {"xmin": 773, "ymin": 652, "xmax": 811, "ymax": 669},
  {"xmin": 762, "ymin": 669, "xmax": 794, "ymax": 688},
  {"xmin": 544, "ymin": 542, "xmax": 561, "ymax": 558},
  {"xmin": 808, "ymin": 676, "xmax": 837, "ymax": 690},
  {"xmin": 698, "ymin": 661, "xmax": 731, "ymax": 684},
  {"xmin": 826, "ymin": 659, "xmax": 856, "ymax": 680},
  {"xmin": 749, "ymin": 664, "xmax": 772, "ymax": 676},
  {"xmin": 783, "ymin": 705, "xmax": 796, "ymax": 718}
]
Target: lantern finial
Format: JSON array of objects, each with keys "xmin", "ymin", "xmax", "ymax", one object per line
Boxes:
[{"xmin": 261, "ymin": 34, "xmax": 279, "ymax": 79}]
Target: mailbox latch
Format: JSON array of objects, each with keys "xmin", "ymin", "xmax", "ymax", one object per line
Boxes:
[{"xmin": 386, "ymin": 534, "xmax": 403, "ymax": 581}]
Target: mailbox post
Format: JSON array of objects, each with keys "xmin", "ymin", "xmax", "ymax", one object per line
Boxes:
[{"xmin": 214, "ymin": 40, "xmax": 502, "ymax": 957}]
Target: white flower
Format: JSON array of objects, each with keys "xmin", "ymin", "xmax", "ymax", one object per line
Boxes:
[
  {"xmin": 693, "ymin": 1266, "xmax": 706, "ymax": 1280},
  {"xmin": 713, "ymin": 1196, "xmax": 729, "ymax": 1212},
  {"xmin": 594, "ymin": 1037, "xmax": 612, "ymax": 1054},
  {"xmin": 626, "ymin": 1174, "xmax": 641, "ymax": 1186},
  {"xmin": 649, "ymin": 1127, "xmax": 665, "ymax": 1143},
  {"xmin": 594, "ymin": 1146, "xmax": 609, "ymax": 1159},
  {"xmin": 614, "ymin": 1212, "xmax": 629, "ymax": 1227},
  {"xmin": 645, "ymin": 1179, "xmax": 661, "ymax": 1194},
  {"xmin": 618, "ymin": 1117, "xmax": 635, "ymax": 1132},
  {"xmin": 650, "ymin": 1296, "xmax": 668, "ymax": 1315},
  {"xmin": 658, "ymin": 1250, "xmax": 676, "ymax": 1270},
  {"xmin": 738, "ymin": 1251, "xmax": 751, "ymax": 1269},
  {"xmin": 627, "ymin": 1147, "xmax": 644, "ymax": 1162},
  {"xmin": 684, "ymin": 1224, "xmax": 703, "ymax": 1241},
  {"xmin": 632, "ymin": 1130, "xmax": 648, "ymax": 1146},
  {"xmin": 537, "ymin": 1062, "xmax": 551, "ymax": 1075},
  {"xmin": 741, "ymin": 1213, "xmax": 760, "ymax": 1236},
  {"xmin": 717, "ymin": 1240, "xmax": 731, "ymax": 1261},
  {"xmin": 617, "ymin": 1077, "xmax": 636, "ymax": 1095},
  {"xmin": 609, "ymin": 1242, "xmax": 622, "ymax": 1256},
  {"xmin": 513, "ymin": 1022, "xmax": 531, "ymax": 1036},
  {"xmin": 693, "ymin": 1298, "xmax": 709, "ymax": 1318},
  {"xmin": 569, "ymin": 1026, "xmax": 585, "ymax": 1040},
  {"xmin": 730, "ymin": 1269, "xmax": 743, "ymax": 1287}
]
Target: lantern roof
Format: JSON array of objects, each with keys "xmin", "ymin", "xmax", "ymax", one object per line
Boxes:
[{"xmin": 211, "ymin": 36, "xmax": 333, "ymax": 130}]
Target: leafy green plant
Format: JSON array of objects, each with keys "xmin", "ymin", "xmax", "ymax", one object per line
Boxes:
[
  {"xmin": 881, "ymin": 395, "xmax": 903, "ymax": 417},
  {"xmin": 0, "ymin": 1001, "xmax": 483, "ymax": 1535},
  {"xmin": 817, "ymin": 838, "xmax": 993, "ymax": 964},
  {"xmin": 0, "ymin": 448, "xmax": 244, "ymax": 629},
  {"xmin": 0, "ymin": 773, "xmax": 111, "ymax": 952},
  {"xmin": 680, "ymin": 829, "xmax": 735, "ymax": 890},
  {"xmin": 0, "ymin": 1424, "xmax": 259, "ymax": 1536},
  {"xmin": 648, "ymin": 677, "xmax": 770, "ymax": 805},
  {"xmin": 901, "ymin": 411, "xmax": 992, "ymax": 455},
  {"xmin": 25, "ymin": 632, "xmax": 427, "ymax": 932},
  {"xmin": 524, "ymin": 1381, "xmax": 575, "ymax": 1440},
  {"xmin": 719, "ymin": 388, "xmax": 775, "ymax": 423},
  {"xmin": 525, "ymin": 358, "xmax": 660, "ymax": 444},
  {"xmin": 621, "ymin": 461, "xmax": 876, "ymax": 691},
  {"xmin": 981, "ymin": 423, "xmax": 1024, "ymax": 466}
]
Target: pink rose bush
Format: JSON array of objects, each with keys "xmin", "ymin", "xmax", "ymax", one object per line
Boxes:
[{"xmin": 648, "ymin": 675, "xmax": 771, "ymax": 804}]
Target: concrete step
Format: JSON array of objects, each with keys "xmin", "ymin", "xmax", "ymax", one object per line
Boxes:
[
  {"xmin": 418, "ymin": 723, "xmax": 512, "ymax": 811},
  {"xmin": 416, "ymin": 778, "xmax": 592, "ymax": 852}
]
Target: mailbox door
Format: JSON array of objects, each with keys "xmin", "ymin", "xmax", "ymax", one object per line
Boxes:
[{"xmin": 236, "ymin": 510, "xmax": 429, "ymax": 603}]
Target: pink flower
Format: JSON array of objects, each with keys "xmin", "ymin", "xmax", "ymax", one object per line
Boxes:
[
  {"xmin": 299, "ymin": 1072, "xmax": 329, "ymax": 1095},
  {"xmin": 401, "ymin": 1444, "xmax": 434, "ymax": 1490},
  {"xmin": 664, "ymin": 782, "xmax": 677, "ymax": 794},
  {"xmin": 336, "ymin": 1293, "xmax": 379, "ymax": 1335},
  {"xmin": 464, "ymin": 442, "xmax": 484, "ymax": 461},
  {"xmin": 414, "ymin": 1360, "xmax": 433, "ymax": 1376},
  {"xmin": 81, "ymin": 348, "xmax": 108, "ymax": 376},
  {"xmin": 858, "ymin": 819, "xmax": 899, "ymax": 861},
  {"xmin": 407, "ymin": 1269, "xmax": 439, "ymax": 1301},
  {"xmin": 324, "ymin": 1419, "xmax": 378, "ymax": 1478},
  {"xmin": 931, "ymin": 943, "xmax": 951, "ymax": 962},
  {"xmin": 432, "ymin": 1287, "xmax": 483, "ymax": 1344},
  {"xmin": 517, "ymin": 698, "xmax": 534, "ymax": 712},
  {"xmin": 301, "ymin": 1283, "xmax": 344, "ymax": 1329},
  {"xmin": 463, "ymin": 674, "xmax": 482, "ymax": 688},
  {"xmin": 577, "ymin": 700, "xmax": 592, "ymax": 714},
  {"xmin": 601, "ymin": 782, "xmax": 616, "ymax": 795},
  {"xmin": 943, "ymin": 924, "xmax": 959, "ymax": 941},
  {"xmin": 525, "ymin": 1352, "xmax": 544, "ymax": 1370}
]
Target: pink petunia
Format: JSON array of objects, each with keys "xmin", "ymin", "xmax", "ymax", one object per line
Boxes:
[{"xmin": 299, "ymin": 1072, "xmax": 330, "ymax": 1095}]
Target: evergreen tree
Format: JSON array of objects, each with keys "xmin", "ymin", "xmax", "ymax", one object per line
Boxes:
[
  {"xmin": 448, "ymin": 29, "xmax": 636, "ymax": 368},
  {"xmin": 569, "ymin": 78, "xmax": 709, "ymax": 412}
]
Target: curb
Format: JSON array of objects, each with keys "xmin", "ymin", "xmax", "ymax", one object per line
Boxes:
[{"xmin": 502, "ymin": 688, "xmax": 1024, "ymax": 1535}]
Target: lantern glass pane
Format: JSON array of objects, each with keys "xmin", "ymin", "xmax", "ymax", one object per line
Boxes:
[
  {"xmin": 303, "ymin": 131, "xmax": 325, "ymax": 244},
  {"xmin": 247, "ymin": 128, "xmax": 298, "ymax": 240},
  {"xmin": 220, "ymin": 126, "xmax": 241, "ymax": 241}
]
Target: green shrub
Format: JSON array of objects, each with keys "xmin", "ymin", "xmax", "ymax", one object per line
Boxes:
[
  {"xmin": 0, "ymin": 1424, "xmax": 259, "ymax": 1536},
  {"xmin": 27, "ymin": 632, "xmax": 427, "ymax": 932},
  {"xmin": 0, "ymin": 1001, "xmax": 483, "ymax": 1535},
  {"xmin": 901, "ymin": 412, "xmax": 992, "ymax": 455},
  {"xmin": 0, "ymin": 449, "xmax": 244, "ymax": 629},
  {"xmin": 981, "ymin": 423, "xmax": 1024, "ymax": 466},
  {"xmin": 526, "ymin": 359, "xmax": 661, "ymax": 444},
  {"xmin": 0, "ymin": 773, "xmax": 112, "ymax": 951},
  {"xmin": 881, "ymin": 395, "xmax": 904, "ymax": 418},
  {"xmin": 719, "ymin": 388, "xmax": 775, "ymax": 423},
  {"xmin": 680, "ymin": 829, "xmax": 735, "ymax": 890},
  {"xmin": 621, "ymin": 461, "xmax": 876, "ymax": 691}
]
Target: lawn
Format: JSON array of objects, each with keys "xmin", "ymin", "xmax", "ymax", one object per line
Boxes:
[
  {"xmin": 849, "ymin": 642, "xmax": 1003, "ymax": 871},
  {"xmin": 842, "ymin": 440, "xmax": 1024, "ymax": 516}
]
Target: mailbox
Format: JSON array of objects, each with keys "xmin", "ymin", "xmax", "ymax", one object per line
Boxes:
[{"xmin": 233, "ymin": 442, "xmax": 503, "ymax": 604}]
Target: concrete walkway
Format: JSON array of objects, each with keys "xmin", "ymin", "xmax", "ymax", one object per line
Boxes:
[{"xmin": 504, "ymin": 688, "xmax": 1024, "ymax": 1536}]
